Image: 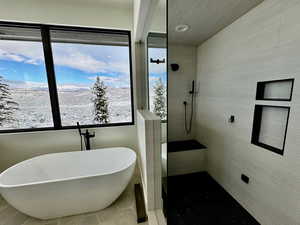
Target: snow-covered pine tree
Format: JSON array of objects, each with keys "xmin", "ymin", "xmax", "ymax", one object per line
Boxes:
[
  {"xmin": 153, "ymin": 78, "xmax": 167, "ymax": 120},
  {"xmin": 0, "ymin": 75, "xmax": 18, "ymax": 126},
  {"xmin": 92, "ymin": 76, "xmax": 109, "ymax": 124}
]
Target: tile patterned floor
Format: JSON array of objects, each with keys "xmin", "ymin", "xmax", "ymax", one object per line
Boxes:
[
  {"xmin": 168, "ymin": 172, "xmax": 260, "ymax": 225},
  {"xmin": 0, "ymin": 179, "xmax": 148, "ymax": 225}
]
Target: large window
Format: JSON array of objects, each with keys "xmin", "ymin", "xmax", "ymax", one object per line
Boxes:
[
  {"xmin": 0, "ymin": 23, "xmax": 133, "ymax": 133},
  {"xmin": 147, "ymin": 33, "xmax": 167, "ymax": 121}
]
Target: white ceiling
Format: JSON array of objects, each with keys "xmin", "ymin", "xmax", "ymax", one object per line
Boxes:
[{"xmin": 168, "ymin": 0, "xmax": 264, "ymax": 45}]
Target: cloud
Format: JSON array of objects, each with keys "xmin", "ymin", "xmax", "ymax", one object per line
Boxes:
[
  {"xmin": 88, "ymin": 75, "xmax": 129, "ymax": 88},
  {"xmin": 149, "ymin": 63, "xmax": 166, "ymax": 75},
  {"xmin": 4, "ymin": 78, "xmax": 92, "ymax": 91},
  {"xmin": 0, "ymin": 40, "xmax": 130, "ymax": 76},
  {"xmin": 0, "ymin": 41, "xmax": 44, "ymax": 65},
  {"xmin": 51, "ymin": 44, "xmax": 130, "ymax": 75},
  {"xmin": 24, "ymin": 59, "xmax": 40, "ymax": 65},
  {"xmin": 3, "ymin": 79, "xmax": 48, "ymax": 89},
  {"xmin": 149, "ymin": 76, "xmax": 160, "ymax": 82},
  {"xmin": 53, "ymin": 51, "xmax": 107, "ymax": 73},
  {"xmin": 57, "ymin": 84, "xmax": 90, "ymax": 90},
  {"xmin": 0, "ymin": 52, "xmax": 24, "ymax": 62}
]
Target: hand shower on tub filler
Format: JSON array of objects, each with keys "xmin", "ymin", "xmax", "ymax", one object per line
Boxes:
[
  {"xmin": 77, "ymin": 122, "xmax": 95, "ymax": 150},
  {"xmin": 183, "ymin": 80, "xmax": 195, "ymax": 134}
]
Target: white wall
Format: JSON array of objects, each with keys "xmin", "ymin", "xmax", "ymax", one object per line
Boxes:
[
  {"xmin": 195, "ymin": 0, "xmax": 300, "ymax": 224},
  {"xmin": 168, "ymin": 44, "xmax": 197, "ymax": 141},
  {"xmin": 149, "ymin": 0, "xmax": 166, "ymax": 34},
  {"xmin": 0, "ymin": 0, "xmax": 132, "ymax": 30},
  {"xmin": 0, "ymin": 0, "xmax": 138, "ymax": 172}
]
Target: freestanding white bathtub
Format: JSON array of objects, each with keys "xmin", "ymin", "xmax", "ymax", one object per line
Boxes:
[{"xmin": 0, "ymin": 147, "xmax": 136, "ymax": 220}]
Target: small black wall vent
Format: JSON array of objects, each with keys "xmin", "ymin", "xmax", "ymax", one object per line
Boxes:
[{"xmin": 241, "ymin": 174, "xmax": 249, "ymax": 184}]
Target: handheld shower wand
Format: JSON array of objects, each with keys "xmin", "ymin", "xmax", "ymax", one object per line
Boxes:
[
  {"xmin": 189, "ymin": 80, "xmax": 195, "ymax": 94},
  {"xmin": 184, "ymin": 81, "xmax": 195, "ymax": 134}
]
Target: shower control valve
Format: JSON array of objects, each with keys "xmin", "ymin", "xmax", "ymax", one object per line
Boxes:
[{"xmin": 228, "ymin": 115, "xmax": 235, "ymax": 123}]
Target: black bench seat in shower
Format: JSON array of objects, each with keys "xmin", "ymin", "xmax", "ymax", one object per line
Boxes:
[{"xmin": 167, "ymin": 139, "xmax": 207, "ymax": 153}]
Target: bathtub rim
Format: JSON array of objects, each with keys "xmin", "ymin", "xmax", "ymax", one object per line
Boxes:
[{"xmin": 0, "ymin": 147, "xmax": 136, "ymax": 188}]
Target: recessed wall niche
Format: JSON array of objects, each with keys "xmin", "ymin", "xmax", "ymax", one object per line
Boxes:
[
  {"xmin": 256, "ymin": 78, "xmax": 294, "ymax": 101},
  {"xmin": 251, "ymin": 105, "xmax": 290, "ymax": 155}
]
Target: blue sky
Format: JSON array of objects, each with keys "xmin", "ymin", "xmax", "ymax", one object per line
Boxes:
[
  {"xmin": 0, "ymin": 40, "xmax": 131, "ymax": 88},
  {"xmin": 0, "ymin": 59, "xmax": 48, "ymax": 83},
  {"xmin": 0, "ymin": 40, "xmax": 166, "ymax": 89}
]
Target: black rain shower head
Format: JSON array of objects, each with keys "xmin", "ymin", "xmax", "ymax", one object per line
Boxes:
[{"xmin": 170, "ymin": 63, "xmax": 179, "ymax": 71}]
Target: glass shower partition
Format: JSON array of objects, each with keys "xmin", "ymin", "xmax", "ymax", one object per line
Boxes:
[{"xmin": 147, "ymin": 33, "xmax": 167, "ymax": 215}]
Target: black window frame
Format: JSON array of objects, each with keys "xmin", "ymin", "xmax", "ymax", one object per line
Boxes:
[{"xmin": 0, "ymin": 21, "xmax": 134, "ymax": 134}]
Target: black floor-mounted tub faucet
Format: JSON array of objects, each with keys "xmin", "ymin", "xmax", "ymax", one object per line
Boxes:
[{"xmin": 76, "ymin": 122, "xmax": 95, "ymax": 150}]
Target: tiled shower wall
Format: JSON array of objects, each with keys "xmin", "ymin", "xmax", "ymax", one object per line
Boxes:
[
  {"xmin": 168, "ymin": 44, "xmax": 197, "ymax": 141},
  {"xmin": 195, "ymin": 0, "xmax": 300, "ymax": 224}
]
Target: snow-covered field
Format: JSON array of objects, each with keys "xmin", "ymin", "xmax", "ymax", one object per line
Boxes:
[{"xmin": 1, "ymin": 87, "xmax": 132, "ymax": 130}]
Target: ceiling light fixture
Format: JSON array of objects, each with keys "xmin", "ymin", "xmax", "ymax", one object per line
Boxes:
[{"xmin": 175, "ymin": 24, "xmax": 190, "ymax": 32}]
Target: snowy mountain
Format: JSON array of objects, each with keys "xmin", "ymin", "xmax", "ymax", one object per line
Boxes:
[{"xmin": 1, "ymin": 79, "xmax": 132, "ymax": 129}]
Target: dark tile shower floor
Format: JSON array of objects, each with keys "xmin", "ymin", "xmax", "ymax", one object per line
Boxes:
[{"xmin": 168, "ymin": 172, "xmax": 260, "ymax": 225}]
